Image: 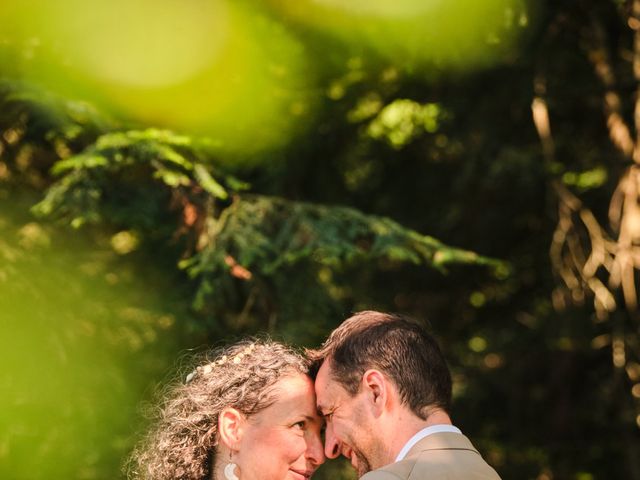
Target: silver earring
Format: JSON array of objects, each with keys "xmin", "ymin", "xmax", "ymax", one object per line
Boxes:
[{"xmin": 224, "ymin": 462, "xmax": 239, "ymax": 480}]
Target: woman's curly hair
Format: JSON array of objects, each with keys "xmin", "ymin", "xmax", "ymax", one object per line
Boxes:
[{"xmin": 125, "ymin": 339, "xmax": 309, "ymax": 480}]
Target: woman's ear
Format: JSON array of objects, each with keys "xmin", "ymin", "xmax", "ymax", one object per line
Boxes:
[
  {"xmin": 361, "ymin": 369, "xmax": 388, "ymax": 417},
  {"xmin": 218, "ymin": 407, "xmax": 246, "ymax": 450}
]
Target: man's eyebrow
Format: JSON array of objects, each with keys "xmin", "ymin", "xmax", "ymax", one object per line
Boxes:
[{"xmin": 318, "ymin": 405, "xmax": 337, "ymax": 418}]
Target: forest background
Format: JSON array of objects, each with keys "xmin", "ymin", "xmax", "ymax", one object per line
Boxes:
[{"xmin": 1, "ymin": 0, "xmax": 640, "ymax": 478}]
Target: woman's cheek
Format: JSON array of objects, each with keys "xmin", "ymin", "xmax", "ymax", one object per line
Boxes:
[{"xmin": 285, "ymin": 432, "xmax": 308, "ymax": 462}]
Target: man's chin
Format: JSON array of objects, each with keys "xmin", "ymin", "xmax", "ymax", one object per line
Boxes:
[
  {"xmin": 351, "ymin": 452, "xmax": 372, "ymax": 478},
  {"xmin": 356, "ymin": 466, "xmax": 370, "ymax": 478}
]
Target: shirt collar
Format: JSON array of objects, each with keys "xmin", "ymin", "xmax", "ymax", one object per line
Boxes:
[{"xmin": 394, "ymin": 424, "xmax": 462, "ymax": 462}]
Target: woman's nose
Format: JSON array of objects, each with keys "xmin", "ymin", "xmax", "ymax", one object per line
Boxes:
[{"xmin": 306, "ymin": 429, "xmax": 326, "ymax": 466}]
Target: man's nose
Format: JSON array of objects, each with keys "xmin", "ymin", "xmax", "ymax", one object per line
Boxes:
[{"xmin": 323, "ymin": 422, "xmax": 341, "ymax": 459}]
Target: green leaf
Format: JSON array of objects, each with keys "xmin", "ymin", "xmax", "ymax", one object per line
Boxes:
[{"xmin": 193, "ymin": 163, "xmax": 228, "ymax": 200}]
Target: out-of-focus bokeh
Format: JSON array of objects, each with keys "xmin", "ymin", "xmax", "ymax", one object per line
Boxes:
[
  {"xmin": 0, "ymin": 193, "xmax": 194, "ymax": 478},
  {"xmin": 1, "ymin": 0, "xmax": 314, "ymax": 160},
  {"xmin": 3, "ymin": 0, "xmax": 640, "ymax": 479},
  {"xmin": 0, "ymin": 0, "xmax": 528, "ymax": 161},
  {"xmin": 267, "ymin": 0, "xmax": 528, "ymax": 69}
]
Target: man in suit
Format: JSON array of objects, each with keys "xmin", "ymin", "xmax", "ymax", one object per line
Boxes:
[{"xmin": 310, "ymin": 311, "xmax": 501, "ymax": 480}]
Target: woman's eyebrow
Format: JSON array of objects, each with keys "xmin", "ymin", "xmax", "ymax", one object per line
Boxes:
[{"xmin": 300, "ymin": 413, "xmax": 322, "ymax": 424}]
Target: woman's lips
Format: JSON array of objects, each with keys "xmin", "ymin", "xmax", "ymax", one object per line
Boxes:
[{"xmin": 290, "ymin": 468, "xmax": 313, "ymax": 479}]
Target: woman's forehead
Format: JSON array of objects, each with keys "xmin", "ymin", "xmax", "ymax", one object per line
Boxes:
[
  {"xmin": 254, "ymin": 374, "xmax": 319, "ymax": 419},
  {"xmin": 271, "ymin": 374, "xmax": 314, "ymax": 401}
]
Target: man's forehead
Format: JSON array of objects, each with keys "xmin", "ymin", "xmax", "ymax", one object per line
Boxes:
[
  {"xmin": 314, "ymin": 360, "xmax": 331, "ymax": 391},
  {"xmin": 314, "ymin": 360, "xmax": 336, "ymax": 406}
]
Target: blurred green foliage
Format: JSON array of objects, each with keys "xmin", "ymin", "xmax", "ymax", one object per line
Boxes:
[
  {"xmin": 0, "ymin": 0, "xmax": 315, "ymax": 158},
  {"xmin": 0, "ymin": 192, "xmax": 197, "ymax": 479},
  {"xmin": 2, "ymin": 0, "xmax": 640, "ymax": 479}
]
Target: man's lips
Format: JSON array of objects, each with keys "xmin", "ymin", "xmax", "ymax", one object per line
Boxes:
[{"xmin": 341, "ymin": 446, "xmax": 357, "ymax": 469}]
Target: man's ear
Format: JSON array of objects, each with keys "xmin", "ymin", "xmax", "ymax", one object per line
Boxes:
[
  {"xmin": 361, "ymin": 369, "xmax": 388, "ymax": 416},
  {"xmin": 218, "ymin": 407, "xmax": 246, "ymax": 450}
]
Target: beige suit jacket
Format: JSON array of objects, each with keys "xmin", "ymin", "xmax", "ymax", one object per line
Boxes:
[{"xmin": 361, "ymin": 432, "xmax": 501, "ymax": 480}]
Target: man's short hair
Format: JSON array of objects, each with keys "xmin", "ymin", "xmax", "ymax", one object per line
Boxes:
[{"xmin": 309, "ymin": 310, "xmax": 452, "ymax": 419}]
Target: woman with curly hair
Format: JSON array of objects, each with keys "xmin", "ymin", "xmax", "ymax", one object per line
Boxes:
[{"xmin": 126, "ymin": 339, "xmax": 325, "ymax": 480}]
